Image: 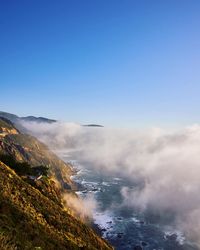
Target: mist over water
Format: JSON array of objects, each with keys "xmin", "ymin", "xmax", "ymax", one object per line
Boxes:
[{"xmin": 22, "ymin": 121, "xmax": 200, "ymax": 249}]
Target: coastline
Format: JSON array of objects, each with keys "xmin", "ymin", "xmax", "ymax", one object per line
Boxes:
[{"xmin": 68, "ymin": 163, "xmax": 108, "ymax": 237}]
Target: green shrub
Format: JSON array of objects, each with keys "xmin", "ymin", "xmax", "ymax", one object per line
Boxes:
[{"xmin": 0, "ymin": 154, "xmax": 49, "ymax": 177}]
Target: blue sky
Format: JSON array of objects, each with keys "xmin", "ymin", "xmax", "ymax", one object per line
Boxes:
[{"xmin": 1, "ymin": 0, "xmax": 200, "ymax": 127}]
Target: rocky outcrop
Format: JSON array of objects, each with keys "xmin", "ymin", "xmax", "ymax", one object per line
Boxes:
[
  {"xmin": 0, "ymin": 117, "xmax": 113, "ymax": 250},
  {"xmin": 0, "ymin": 117, "xmax": 75, "ymax": 191}
]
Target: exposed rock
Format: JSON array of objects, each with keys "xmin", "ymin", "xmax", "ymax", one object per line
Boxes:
[
  {"xmin": 133, "ymin": 245, "xmax": 143, "ymax": 250},
  {"xmin": 166, "ymin": 233, "xmax": 177, "ymax": 241},
  {"xmin": 0, "ymin": 117, "xmax": 114, "ymax": 249},
  {"xmin": 117, "ymin": 233, "xmax": 124, "ymax": 238},
  {"xmin": 0, "ymin": 118, "xmax": 76, "ymax": 191},
  {"xmin": 141, "ymin": 241, "xmax": 148, "ymax": 246}
]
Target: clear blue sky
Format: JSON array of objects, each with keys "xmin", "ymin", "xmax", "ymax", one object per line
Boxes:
[{"xmin": 1, "ymin": 0, "xmax": 200, "ymax": 127}]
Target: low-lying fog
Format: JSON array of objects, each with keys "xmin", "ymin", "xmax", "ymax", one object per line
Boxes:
[{"xmin": 21, "ymin": 121, "xmax": 200, "ymax": 246}]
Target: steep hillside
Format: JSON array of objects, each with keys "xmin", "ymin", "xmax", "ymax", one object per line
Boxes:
[
  {"xmin": 0, "ymin": 117, "xmax": 19, "ymax": 135},
  {"xmin": 0, "ymin": 161, "xmax": 113, "ymax": 250},
  {"xmin": 0, "ymin": 117, "xmax": 75, "ymax": 191},
  {"xmin": 0, "ymin": 117, "xmax": 113, "ymax": 249}
]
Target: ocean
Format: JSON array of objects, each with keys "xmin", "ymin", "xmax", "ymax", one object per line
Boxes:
[{"xmin": 62, "ymin": 153, "xmax": 198, "ymax": 250}]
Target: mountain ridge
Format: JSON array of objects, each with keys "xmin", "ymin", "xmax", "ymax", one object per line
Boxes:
[{"xmin": 0, "ymin": 111, "xmax": 104, "ymax": 129}]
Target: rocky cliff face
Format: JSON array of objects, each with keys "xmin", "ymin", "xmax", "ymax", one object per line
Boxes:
[
  {"xmin": 0, "ymin": 117, "xmax": 113, "ymax": 250},
  {"xmin": 0, "ymin": 117, "xmax": 75, "ymax": 191},
  {"xmin": 0, "ymin": 117, "xmax": 19, "ymax": 136}
]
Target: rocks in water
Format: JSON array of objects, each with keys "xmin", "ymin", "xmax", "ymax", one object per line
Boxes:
[
  {"xmin": 133, "ymin": 246, "xmax": 142, "ymax": 250},
  {"xmin": 117, "ymin": 233, "xmax": 123, "ymax": 238},
  {"xmin": 133, "ymin": 242, "xmax": 147, "ymax": 250},
  {"xmin": 106, "ymin": 221, "xmax": 112, "ymax": 224},
  {"xmin": 141, "ymin": 241, "xmax": 147, "ymax": 246},
  {"xmin": 165, "ymin": 233, "xmax": 177, "ymax": 241}
]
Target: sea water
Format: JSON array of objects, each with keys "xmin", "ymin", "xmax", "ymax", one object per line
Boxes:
[{"xmin": 63, "ymin": 156, "xmax": 198, "ymax": 250}]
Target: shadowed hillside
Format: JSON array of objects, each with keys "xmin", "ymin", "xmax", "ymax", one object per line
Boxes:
[{"xmin": 0, "ymin": 116, "xmax": 75, "ymax": 191}]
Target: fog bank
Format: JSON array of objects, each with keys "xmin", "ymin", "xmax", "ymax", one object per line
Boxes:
[{"xmin": 21, "ymin": 120, "xmax": 200, "ymax": 246}]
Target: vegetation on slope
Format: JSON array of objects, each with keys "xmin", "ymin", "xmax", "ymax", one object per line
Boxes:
[
  {"xmin": 0, "ymin": 161, "xmax": 112, "ymax": 250},
  {"xmin": 0, "ymin": 118, "xmax": 75, "ymax": 191},
  {"xmin": 0, "ymin": 117, "xmax": 113, "ymax": 250}
]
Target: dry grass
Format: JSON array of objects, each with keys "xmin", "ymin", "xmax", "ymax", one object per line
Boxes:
[{"xmin": 0, "ymin": 232, "xmax": 17, "ymax": 250}]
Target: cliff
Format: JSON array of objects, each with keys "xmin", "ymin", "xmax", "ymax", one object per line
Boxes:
[
  {"xmin": 0, "ymin": 117, "xmax": 75, "ymax": 191},
  {"xmin": 0, "ymin": 117, "xmax": 113, "ymax": 250}
]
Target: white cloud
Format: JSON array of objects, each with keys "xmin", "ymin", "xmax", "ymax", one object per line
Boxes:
[{"xmin": 21, "ymin": 120, "xmax": 200, "ymax": 246}]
